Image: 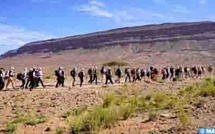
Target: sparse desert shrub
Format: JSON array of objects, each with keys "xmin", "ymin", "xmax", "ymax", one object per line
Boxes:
[
  {"xmin": 12, "ymin": 116, "xmax": 28, "ymax": 124},
  {"xmin": 148, "ymin": 111, "xmax": 158, "ymax": 121},
  {"xmin": 102, "ymin": 94, "xmax": 116, "ymax": 108},
  {"xmin": 24, "ymin": 115, "xmax": 46, "ymax": 126},
  {"xmin": 102, "ymin": 60, "xmax": 128, "ymax": 67},
  {"xmin": 69, "ymin": 78, "xmax": 214, "ymax": 133},
  {"xmin": 6, "ymin": 123, "xmax": 17, "ymax": 133},
  {"xmin": 195, "ymin": 77, "xmax": 215, "ymax": 97},
  {"xmin": 177, "ymin": 107, "xmax": 190, "ymax": 128},
  {"xmin": 56, "ymin": 127, "xmax": 63, "ymax": 134},
  {"xmin": 120, "ymin": 104, "xmax": 135, "ymax": 120},
  {"xmin": 62, "ymin": 108, "xmax": 84, "ymax": 119}
]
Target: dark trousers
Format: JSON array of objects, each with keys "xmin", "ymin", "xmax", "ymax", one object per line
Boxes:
[
  {"xmin": 125, "ymin": 74, "xmax": 131, "ymax": 82},
  {"xmin": 25, "ymin": 79, "xmax": 30, "ymax": 89},
  {"xmin": 29, "ymin": 79, "xmax": 35, "ymax": 90},
  {"xmin": 56, "ymin": 77, "xmax": 64, "ymax": 88},
  {"xmin": 20, "ymin": 78, "xmax": 26, "ymax": 89},
  {"xmin": 92, "ymin": 74, "xmax": 98, "ymax": 85},
  {"xmin": 132, "ymin": 76, "xmax": 136, "ymax": 83},
  {"xmin": 162, "ymin": 75, "xmax": 166, "ymax": 80},
  {"xmin": 88, "ymin": 75, "xmax": 93, "ymax": 84},
  {"xmin": 0, "ymin": 77, "xmax": 4, "ymax": 90},
  {"xmin": 136, "ymin": 75, "xmax": 141, "ymax": 81},
  {"xmin": 72, "ymin": 76, "xmax": 76, "ymax": 87},
  {"xmin": 79, "ymin": 77, "xmax": 84, "ymax": 87},
  {"xmin": 170, "ymin": 73, "xmax": 174, "ymax": 79},
  {"xmin": 36, "ymin": 77, "xmax": 45, "ymax": 88},
  {"xmin": 105, "ymin": 76, "xmax": 113, "ymax": 85}
]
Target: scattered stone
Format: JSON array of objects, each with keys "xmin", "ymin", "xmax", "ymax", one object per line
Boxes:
[{"xmin": 44, "ymin": 127, "xmax": 51, "ymax": 131}]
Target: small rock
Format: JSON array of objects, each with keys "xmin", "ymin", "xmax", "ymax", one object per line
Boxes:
[{"xmin": 44, "ymin": 127, "xmax": 51, "ymax": 132}]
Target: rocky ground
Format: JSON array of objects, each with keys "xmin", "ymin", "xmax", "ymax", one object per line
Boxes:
[{"xmin": 0, "ymin": 78, "xmax": 214, "ymax": 134}]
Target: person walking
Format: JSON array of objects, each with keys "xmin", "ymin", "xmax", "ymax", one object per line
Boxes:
[
  {"xmin": 105, "ymin": 68, "xmax": 113, "ymax": 85},
  {"xmin": 0, "ymin": 68, "xmax": 5, "ymax": 90},
  {"xmin": 70, "ymin": 68, "xmax": 77, "ymax": 87},
  {"xmin": 78, "ymin": 69, "xmax": 85, "ymax": 87},
  {"xmin": 35, "ymin": 68, "xmax": 45, "ymax": 88},
  {"xmin": 5, "ymin": 67, "xmax": 16, "ymax": 89},
  {"xmin": 55, "ymin": 67, "xmax": 65, "ymax": 88}
]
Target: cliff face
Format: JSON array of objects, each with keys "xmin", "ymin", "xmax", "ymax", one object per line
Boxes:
[{"xmin": 1, "ymin": 21, "xmax": 215, "ymax": 58}]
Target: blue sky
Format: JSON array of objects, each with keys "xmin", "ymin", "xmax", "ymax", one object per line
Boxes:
[{"xmin": 0, "ymin": 0, "xmax": 214, "ymax": 54}]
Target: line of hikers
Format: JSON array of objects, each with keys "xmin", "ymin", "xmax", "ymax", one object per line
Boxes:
[
  {"xmin": 0, "ymin": 65, "xmax": 213, "ymax": 90},
  {"xmin": 0, "ymin": 67, "xmax": 45, "ymax": 91}
]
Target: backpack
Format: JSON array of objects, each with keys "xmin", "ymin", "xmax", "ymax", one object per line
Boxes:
[
  {"xmin": 17, "ymin": 73, "xmax": 23, "ymax": 80},
  {"xmin": 115, "ymin": 68, "xmax": 120, "ymax": 75},
  {"xmin": 88, "ymin": 69, "xmax": 92, "ymax": 75},
  {"xmin": 131, "ymin": 69, "xmax": 135, "ymax": 75},
  {"xmin": 106, "ymin": 69, "xmax": 111, "ymax": 76},
  {"xmin": 154, "ymin": 68, "xmax": 158, "ymax": 75},
  {"xmin": 70, "ymin": 70, "xmax": 76, "ymax": 77},
  {"xmin": 54, "ymin": 70, "xmax": 59, "ymax": 77},
  {"xmin": 78, "ymin": 72, "xmax": 83, "ymax": 77}
]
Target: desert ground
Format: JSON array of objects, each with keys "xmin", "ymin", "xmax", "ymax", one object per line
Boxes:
[{"xmin": 0, "ymin": 72, "xmax": 214, "ymax": 134}]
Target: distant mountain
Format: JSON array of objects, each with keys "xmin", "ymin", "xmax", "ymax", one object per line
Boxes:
[{"xmin": 1, "ymin": 21, "xmax": 215, "ymax": 58}]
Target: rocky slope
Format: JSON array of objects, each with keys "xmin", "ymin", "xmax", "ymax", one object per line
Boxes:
[
  {"xmin": 0, "ymin": 21, "xmax": 214, "ymax": 69},
  {"xmin": 1, "ymin": 21, "xmax": 215, "ymax": 58}
]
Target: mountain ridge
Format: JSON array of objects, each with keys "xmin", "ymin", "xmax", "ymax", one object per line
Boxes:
[{"xmin": 1, "ymin": 21, "xmax": 215, "ymax": 58}]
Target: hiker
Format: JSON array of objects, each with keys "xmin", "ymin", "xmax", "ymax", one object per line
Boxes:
[
  {"xmin": 207, "ymin": 65, "xmax": 213, "ymax": 77},
  {"xmin": 100, "ymin": 66, "xmax": 105, "ymax": 84},
  {"xmin": 184, "ymin": 66, "xmax": 190, "ymax": 78},
  {"xmin": 35, "ymin": 68, "xmax": 45, "ymax": 88},
  {"xmin": 25, "ymin": 68, "xmax": 32, "ymax": 89},
  {"xmin": 0, "ymin": 68, "xmax": 5, "ymax": 90},
  {"xmin": 169, "ymin": 66, "xmax": 174, "ymax": 80},
  {"xmin": 136, "ymin": 68, "xmax": 141, "ymax": 82},
  {"xmin": 105, "ymin": 67, "xmax": 113, "ymax": 85},
  {"xmin": 146, "ymin": 67, "xmax": 151, "ymax": 81},
  {"xmin": 17, "ymin": 68, "xmax": 28, "ymax": 89},
  {"xmin": 124, "ymin": 68, "xmax": 131, "ymax": 83},
  {"xmin": 196, "ymin": 67, "xmax": 202, "ymax": 79},
  {"xmin": 191, "ymin": 66, "xmax": 197, "ymax": 78},
  {"xmin": 152, "ymin": 67, "xmax": 159, "ymax": 81},
  {"xmin": 175, "ymin": 67, "xmax": 180, "ymax": 80},
  {"xmin": 5, "ymin": 67, "xmax": 16, "ymax": 89},
  {"xmin": 88, "ymin": 68, "xmax": 93, "ymax": 84},
  {"xmin": 131, "ymin": 68, "xmax": 136, "ymax": 83},
  {"xmin": 78, "ymin": 69, "xmax": 85, "ymax": 87},
  {"xmin": 201, "ymin": 66, "xmax": 206, "ymax": 78},
  {"xmin": 92, "ymin": 67, "xmax": 98, "ymax": 85},
  {"xmin": 29, "ymin": 68, "xmax": 36, "ymax": 90},
  {"xmin": 161, "ymin": 68, "xmax": 166, "ymax": 80},
  {"xmin": 115, "ymin": 67, "xmax": 122, "ymax": 84},
  {"xmin": 165, "ymin": 67, "xmax": 169, "ymax": 79},
  {"xmin": 70, "ymin": 68, "xmax": 77, "ymax": 87},
  {"xmin": 140, "ymin": 68, "xmax": 146, "ymax": 81},
  {"xmin": 55, "ymin": 67, "xmax": 65, "ymax": 88},
  {"xmin": 179, "ymin": 66, "xmax": 184, "ymax": 79}
]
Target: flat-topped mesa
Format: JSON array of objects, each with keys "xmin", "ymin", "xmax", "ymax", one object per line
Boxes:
[{"xmin": 1, "ymin": 21, "xmax": 215, "ymax": 58}]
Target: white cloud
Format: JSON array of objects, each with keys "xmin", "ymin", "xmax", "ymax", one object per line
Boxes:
[
  {"xmin": 199, "ymin": 0, "xmax": 207, "ymax": 5},
  {"xmin": 90, "ymin": 0, "xmax": 104, "ymax": 7},
  {"xmin": 77, "ymin": 0, "xmax": 113, "ymax": 18},
  {"xmin": 0, "ymin": 23, "xmax": 54, "ymax": 54},
  {"xmin": 76, "ymin": 1, "xmax": 166, "ymax": 26},
  {"xmin": 172, "ymin": 5, "xmax": 191, "ymax": 14}
]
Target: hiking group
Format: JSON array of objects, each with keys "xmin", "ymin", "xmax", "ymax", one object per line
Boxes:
[{"xmin": 0, "ymin": 65, "xmax": 213, "ymax": 91}]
